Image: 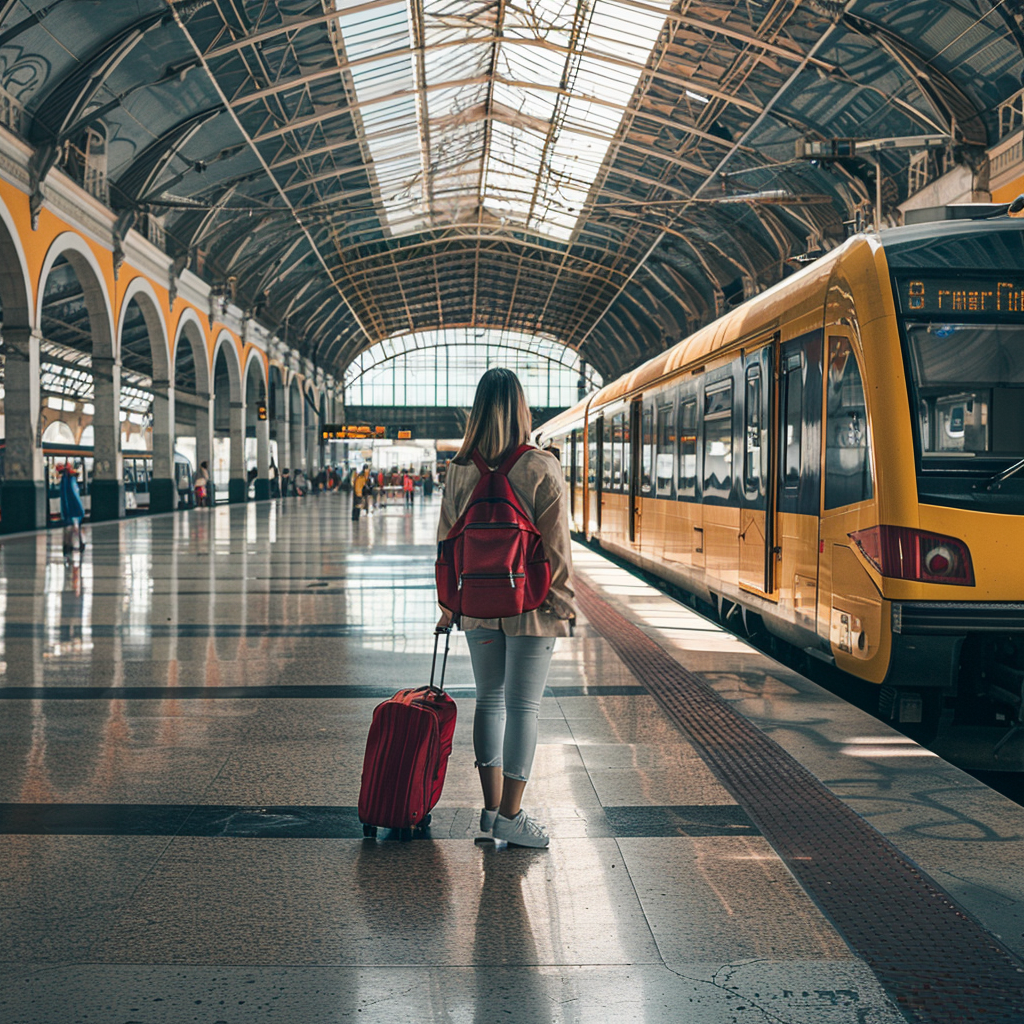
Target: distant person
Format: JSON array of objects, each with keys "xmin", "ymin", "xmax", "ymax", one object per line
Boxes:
[
  {"xmin": 363, "ymin": 469, "xmax": 375, "ymax": 513},
  {"xmin": 281, "ymin": 468, "xmax": 291, "ymax": 497},
  {"xmin": 270, "ymin": 461, "xmax": 280, "ymax": 498},
  {"xmin": 352, "ymin": 466, "xmax": 367, "ymax": 520},
  {"xmin": 194, "ymin": 461, "xmax": 210, "ymax": 507},
  {"xmin": 436, "ymin": 368, "xmax": 576, "ymax": 848},
  {"xmin": 293, "ymin": 469, "xmax": 307, "ymax": 497},
  {"xmin": 403, "ymin": 471, "xmax": 415, "ymax": 507},
  {"xmin": 423, "ymin": 472, "xmax": 435, "ymax": 499},
  {"xmin": 59, "ymin": 463, "xmax": 86, "ymax": 556}
]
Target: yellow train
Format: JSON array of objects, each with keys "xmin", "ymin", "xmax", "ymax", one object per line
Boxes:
[{"xmin": 537, "ymin": 215, "xmax": 1024, "ymax": 737}]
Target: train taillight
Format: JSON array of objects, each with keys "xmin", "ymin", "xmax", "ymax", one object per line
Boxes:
[{"xmin": 848, "ymin": 526, "xmax": 975, "ymax": 587}]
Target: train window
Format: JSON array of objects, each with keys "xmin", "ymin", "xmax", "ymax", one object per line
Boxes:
[
  {"xmin": 656, "ymin": 401, "xmax": 675, "ymax": 497},
  {"xmin": 678, "ymin": 398, "xmax": 697, "ymax": 497},
  {"xmin": 825, "ymin": 337, "xmax": 873, "ymax": 509},
  {"xmin": 782, "ymin": 354, "xmax": 803, "ymax": 490},
  {"xmin": 588, "ymin": 420, "xmax": 599, "ymax": 488},
  {"xmin": 905, "ymin": 322, "xmax": 1024, "ymax": 457},
  {"xmin": 575, "ymin": 429, "xmax": 585, "ymax": 490},
  {"xmin": 602, "ymin": 416, "xmax": 612, "ymax": 490},
  {"xmin": 744, "ymin": 367, "xmax": 762, "ymax": 495},
  {"xmin": 641, "ymin": 405, "xmax": 653, "ymax": 493},
  {"xmin": 561, "ymin": 436, "xmax": 571, "ymax": 485},
  {"xmin": 703, "ymin": 381, "xmax": 733, "ymax": 500},
  {"xmin": 611, "ymin": 413, "xmax": 624, "ymax": 491}
]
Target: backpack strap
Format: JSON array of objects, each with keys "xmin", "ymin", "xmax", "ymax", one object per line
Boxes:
[
  {"xmin": 470, "ymin": 450, "xmax": 490, "ymax": 475},
  {"xmin": 497, "ymin": 443, "xmax": 534, "ymax": 476}
]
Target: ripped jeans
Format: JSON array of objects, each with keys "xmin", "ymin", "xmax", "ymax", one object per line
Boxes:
[{"xmin": 465, "ymin": 628, "xmax": 556, "ymax": 783}]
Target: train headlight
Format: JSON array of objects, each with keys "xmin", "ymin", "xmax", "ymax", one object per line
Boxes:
[{"xmin": 849, "ymin": 526, "xmax": 974, "ymax": 586}]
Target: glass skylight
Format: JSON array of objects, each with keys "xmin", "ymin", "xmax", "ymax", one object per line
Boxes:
[
  {"xmin": 334, "ymin": 0, "xmax": 672, "ymax": 241},
  {"xmin": 344, "ymin": 327, "xmax": 602, "ymax": 407}
]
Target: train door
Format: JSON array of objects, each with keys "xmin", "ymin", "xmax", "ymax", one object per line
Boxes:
[
  {"xmin": 628, "ymin": 398, "xmax": 642, "ymax": 543},
  {"xmin": 569, "ymin": 429, "xmax": 577, "ymax": 521},
  {"xmin": 739, "ymin": 340, "xmax": 777, "ymax": 596},
  {"xmin": 588, "ymin": 415, "xmax": 602, "ymax": 535},
  {"xmin": 775, "ymin": 333, "xmax": 823, "ymax": 624}
]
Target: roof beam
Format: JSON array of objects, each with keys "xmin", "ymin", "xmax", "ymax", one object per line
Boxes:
[{"xmin": 166, "ymin": 1, "xmax": 377, "ymax": 346}]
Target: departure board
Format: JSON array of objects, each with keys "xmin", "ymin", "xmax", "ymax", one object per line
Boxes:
[
  {"xmin": 896, "ymin": 275, "xmax": 1024, "ymax": 315},
  {"xmin": 322, "ymin": 425, "xmax": 387, "ymax": 440}
]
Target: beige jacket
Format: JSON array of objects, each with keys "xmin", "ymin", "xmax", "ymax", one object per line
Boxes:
[{"xmin": 437, "ymin": 448, "xmax": 577, "ymax": 636}]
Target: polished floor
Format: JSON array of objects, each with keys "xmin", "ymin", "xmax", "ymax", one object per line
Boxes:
[{"xmin": 2, "ymin": 494, "xmax": 1017, "ymax": 1022}]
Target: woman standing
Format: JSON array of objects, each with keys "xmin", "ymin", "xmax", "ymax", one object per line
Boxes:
[
  {"xmin": 59, "ymin": 463, "xmax": 86, "ymax": 556},
  {"xmin": 194, "ymin": 461, "xmax": 210, "ymax": 507},
  {"xmin": 436, "ymin": 368, "xmax": 576, "ymax": 848}
]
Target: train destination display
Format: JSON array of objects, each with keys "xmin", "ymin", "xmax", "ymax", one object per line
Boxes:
[{"xmin": 897, "ymin": 276, "xmax": 1024, "ymax": 314}]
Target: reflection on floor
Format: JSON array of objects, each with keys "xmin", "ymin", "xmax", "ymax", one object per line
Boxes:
[{"xmin": 1, "ymin": 496, "xmax": 909, "ymax": 1021}]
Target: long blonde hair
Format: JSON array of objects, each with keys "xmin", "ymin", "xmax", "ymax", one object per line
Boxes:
[{"xmin": 454, "ymin": 368, "xmax": 532, "ymax": 466}]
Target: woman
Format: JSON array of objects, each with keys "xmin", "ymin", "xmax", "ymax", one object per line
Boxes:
[
  {"xmin": 402, "ymin": 470, "xmax": 414, "ymax": 507},
  {"xmin": 59, "ymin": 463, "xmax": 86, "ymax": 555},
  {"xmin": 437, "ymin": 368, "xmax": 576, "ymax": 848},
  {"xmin": 194, "ymin": 461, "xmax": 210, "ymax": 507}
]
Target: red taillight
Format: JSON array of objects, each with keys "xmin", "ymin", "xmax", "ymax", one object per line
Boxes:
[{"xmin": 848, "ymin": 526, "xmax": 975, "ymax": 586}]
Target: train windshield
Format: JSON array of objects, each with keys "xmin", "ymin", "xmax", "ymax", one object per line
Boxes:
[{"xmin": 904, "ymin": 323, "xmax": 1024, "ymax": 459}]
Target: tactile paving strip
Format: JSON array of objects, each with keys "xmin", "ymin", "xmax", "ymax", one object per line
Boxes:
[{"xmin": 577, "ymin": 579, "xmax": 1024, "ymax": 1024}]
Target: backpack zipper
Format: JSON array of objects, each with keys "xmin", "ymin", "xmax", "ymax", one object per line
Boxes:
[
  {"xmin": 464, "ymin": 522, "xmax": 518, "ymax": 529},
  {"xmin": 458, "ymin": 571, "xmax": 525, "ymax": 590}
]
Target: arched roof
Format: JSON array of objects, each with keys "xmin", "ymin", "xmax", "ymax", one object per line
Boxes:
[{"xmin": 4, "ymin": 0, "xmax": 1023, "ymax": 380}]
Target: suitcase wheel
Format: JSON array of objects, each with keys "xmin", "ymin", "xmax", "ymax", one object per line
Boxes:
[
  {"xmin": 399, "ymin": 828, "xmax": 414, "ymax": 842},
  {"xmin": 417, "ymin": 813, "xmax": 432, "ymax": 830},
  {"xmin": 362, "ymin": 824, "xmax": 377, "ymax": 838}
]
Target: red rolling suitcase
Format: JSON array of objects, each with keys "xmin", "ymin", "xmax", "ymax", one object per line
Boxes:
[{"xmin": 358, "ymin": 629, "xmax": 457, "ymax": 840}]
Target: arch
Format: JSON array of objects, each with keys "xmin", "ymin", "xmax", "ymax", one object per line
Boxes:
[
  {"xmin": 211, "ymin": 329, "xmax": 242, "ymax": 401},
  {"xmin": 241, "ymin": 347, "xmax": 267, "ymax": 407},
  {"xmin": 0, "ymin": 190, "xmax": 33, "ymax": 330},
  {"xmin": 36, "ymin": 232, "xmax": 114, "ymax": 359},
  {"xmin": 172, "ymin": 307, "xmax": 212, "ymax": 397},
  {"xmin": 343, "ymin": 328, "xmax": 601, "ymax": 408},
  {"xmin": 117, "ymin": 276, "xmax": 169, "ymax": 382}
]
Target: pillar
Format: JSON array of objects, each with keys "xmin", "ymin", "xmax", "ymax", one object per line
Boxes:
[
  {"xmin": 90, "ymin": 354, "xmax": 124, "ymax": 521},
  {"xmin": 228, "ymin": 400, "xmax": 246, "ymax": 503},
  {"xmin": 150, "ymin": 379, "xmax": 176, "ymax": 514},
  {"xmin": 254, "ymin": 414, "xmax": 270, "ymax": 500},
  {"xmin": 195, "ymin": 395, "xmax": 214, "ymax": 503},
  {"xmin": 0, "ymin": 327, "xmax": 46, "ymax": 532}
]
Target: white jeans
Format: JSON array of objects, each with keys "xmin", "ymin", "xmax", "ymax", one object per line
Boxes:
[{"xmin": 465, "ymin": 628, "xmax": 556, "ymax": 782}]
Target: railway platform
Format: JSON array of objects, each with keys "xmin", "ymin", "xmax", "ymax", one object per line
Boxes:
[{"xmin": 2, "ymin": 495, "xmax": 1024, "ymax": 1024}]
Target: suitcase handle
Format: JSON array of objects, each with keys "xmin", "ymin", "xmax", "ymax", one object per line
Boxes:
[{"xmin": 429, "ymin": 626, "xmax": 452, "ymax": 692}]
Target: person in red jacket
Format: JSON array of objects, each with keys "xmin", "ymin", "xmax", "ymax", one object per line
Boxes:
[{"xmin": 402, "ymin": 471, "xmax": 414, "ymax": 507}]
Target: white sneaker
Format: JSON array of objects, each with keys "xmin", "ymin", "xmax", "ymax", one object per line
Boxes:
[
  {"xmin": 492, "ymin": 810, "xmax": 550, "ymax": 848},
  {"xmin": 479, "ymin": 808, "xmax": 499, "ymax": 833}
]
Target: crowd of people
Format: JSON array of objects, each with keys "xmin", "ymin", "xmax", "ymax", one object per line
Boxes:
[
  {"xmin": 191, "ymin": 461, "xmax": 437, "ymax": 515},
  {"xmin": 350, "ymin": 465, "xmax": 436, "ymax": 520}
]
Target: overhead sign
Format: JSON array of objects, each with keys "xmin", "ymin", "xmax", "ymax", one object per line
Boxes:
[
  {"xmin": 322, "ymin": 424, "xmax": 387, "ymax": 440},
  {"xmin": 396, "ymin": 429, "xmax": 412, "ymax": 440}
]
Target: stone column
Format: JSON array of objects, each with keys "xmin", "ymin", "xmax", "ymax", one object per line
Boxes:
[
  {"xmin": 254, "ymin": 413, "xmax": 270, "ymax": 500},
  {"xmin": 228, "ymin": 400, "xmax": 247, "ymax": 503},
  {"xmin": 0, "ymin": 327, "xmax": 46, "ymax": 532},
  {"xmin": 195, "ymin": 394, "xmax": 214, "ymax": 503},
  {"xmin": 150, "ymin": 379, "xmax": 176, "ymax": 514},
  {"xmin": 277, "ymin": 384, "xmax": 292, "ymax": 478},
  {"xmin": 91, "ymin": 354, "xmax": 125, "ymax": 521}
]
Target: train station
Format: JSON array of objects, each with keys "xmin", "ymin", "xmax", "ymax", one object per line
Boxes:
[{"xmin": 1, "ymin": 2, "xmax": 1023, "ymax": 1022}]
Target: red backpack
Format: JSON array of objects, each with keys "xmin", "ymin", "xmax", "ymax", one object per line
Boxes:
[{"xmin": 435, "ymin": 445, "xmax": 552, "ymax": 623}]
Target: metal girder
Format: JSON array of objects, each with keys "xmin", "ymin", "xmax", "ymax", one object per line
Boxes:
[
  {"xmin": 166, "ymin": 2, "xmax": 375, "ymax": 348},
  {"xmin": 841, "ymin": 11, "xmax": 987, "ymax": 148}
]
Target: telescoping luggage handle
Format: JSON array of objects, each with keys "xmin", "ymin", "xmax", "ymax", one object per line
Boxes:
[{"xmin": 429, "ymin": 626, "xmax": 452, "ymax": 692}]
